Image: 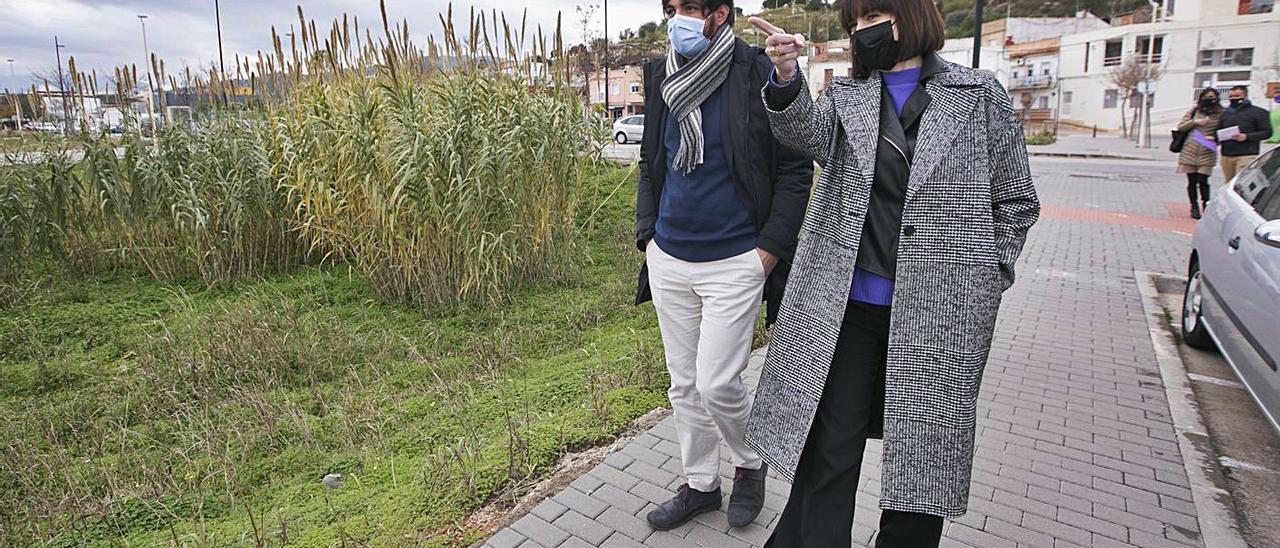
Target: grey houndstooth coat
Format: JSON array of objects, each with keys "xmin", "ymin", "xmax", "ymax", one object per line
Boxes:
[{"xmin": 744, "ymin": 56, "xmax": 1040, "ymax": 518}]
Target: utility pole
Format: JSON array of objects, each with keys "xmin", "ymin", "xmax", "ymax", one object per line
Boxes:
[
  {"xmin": 973, "ymin": 0, "xmax": 985, "ymax": 68},
  {"xmin": 6, "ymin": 59, "xmax": 22, "ymax": 130},
  {"xmin": 137, "ymin": 14, "xmax": 157, "ymax": 135},
  {"xmin": 215, "ymin": 0, "xmax": 229, "ymax": 106},
  {"xmin": 604, "ymin": 0, "xmax": 610, "ymax": 122},
  {"xmin": 54, "ymin": 36, "xmax": 70, "ymax": 135},
  {"xmin": 1138, "ymin": 0, "xmax": 1160, "ymax": 148}
]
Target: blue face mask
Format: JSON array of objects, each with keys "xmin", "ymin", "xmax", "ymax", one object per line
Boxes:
[{"xmin": 668, "ymin": 14, "xmax": 710, "ymax": 58}]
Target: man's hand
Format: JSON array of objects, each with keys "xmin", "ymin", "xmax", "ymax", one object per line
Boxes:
[
  {"xmin": 1233, "ymin": 133, "xmax": 1248, "ymax": 142},
  {"xmin": 749, "ymin": 17, "xmax": 805, "ymax": 83},
  {"xmin": 757, "ymin": 248, "xmax": 778, "ymax": 276}
]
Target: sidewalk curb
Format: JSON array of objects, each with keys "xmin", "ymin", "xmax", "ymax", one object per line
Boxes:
[
  {"xmin": 1134, "ymin": 271, "xmax": 1247, "ymax": 548},
  {"xmin": 1027, "ymin": 150, "xmax": 1153, "ymax": 161}
]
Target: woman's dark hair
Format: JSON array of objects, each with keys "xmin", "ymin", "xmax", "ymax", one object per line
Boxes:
[
  {"xmin": 1197, "ymin": 87, "xmax": 1223, "ymax": 114},
  {"xmin": 840, "ymin": 0, "xmax": 946, "ymax": 64}
]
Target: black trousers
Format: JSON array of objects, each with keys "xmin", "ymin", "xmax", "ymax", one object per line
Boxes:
[
  {"xmin": 764, "ymin": 301, "xmax": 944, "ymax": 548},
  {"xmin": 1186, "ymin": 173, "xmax": 1210, "ymax": 207}
]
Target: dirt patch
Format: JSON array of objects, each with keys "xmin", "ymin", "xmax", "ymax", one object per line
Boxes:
[{"xmin": 466, "ymin": 407, "xmax": 671, "ymax": 543}]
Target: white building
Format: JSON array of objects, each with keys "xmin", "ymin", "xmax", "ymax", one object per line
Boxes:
[
  {"xmin": 1057, "ymin": 0, "xmax": 1280, "ymax": 132},
  {"xmin": 1006, "ymin": 38, "xmax": 1063, "ymax": 128}
]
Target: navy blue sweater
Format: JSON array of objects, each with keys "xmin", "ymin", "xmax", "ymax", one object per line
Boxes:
[{"xmin": 654, "ymin": 83, "xmax": 756, "ymax": 262}]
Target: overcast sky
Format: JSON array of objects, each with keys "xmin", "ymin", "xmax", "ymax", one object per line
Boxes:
[{"xmin": 0, "ymin": 0, "xmax": 766, "ymax": 92}]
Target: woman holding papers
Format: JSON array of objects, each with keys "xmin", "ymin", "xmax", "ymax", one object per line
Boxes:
[{"xmin": 1177, "ymin": 88, "xmax": 1223, "ymax": 219}]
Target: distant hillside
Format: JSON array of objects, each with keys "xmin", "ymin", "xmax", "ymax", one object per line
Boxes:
[
  {"xmin": 606, "ymin": 0, "xmax": 1152, "ymax": 67},
  {"xmin": 730, "ymin": 0, "xmax": 1151, "ymax": 43}
]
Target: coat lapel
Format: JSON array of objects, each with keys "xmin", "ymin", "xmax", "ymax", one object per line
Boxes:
[
  {"xmin": 723, "ymin": 42, "xmax": 751, "ymax": 177},
  {"xmin": 832, "ymin": 75, "xmax": 882, "ymax": 191},
  {"xmin": 906, "ymin": 78, "xmax": 978, "ymax": 203}
]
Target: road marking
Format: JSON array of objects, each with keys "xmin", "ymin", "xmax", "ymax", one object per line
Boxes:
[
  {"xmin": 1219, "ymin": 456, "xmax": 1280, "ymax": 476},
  {"xmin": 1187, "ymin": 373, "xmax": 1246, "ymax": 390}
]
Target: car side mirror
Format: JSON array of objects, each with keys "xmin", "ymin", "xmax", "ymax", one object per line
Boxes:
[{"xmin": 1256, "ymin": 220, "xmax": 1280, "ymax": 249}]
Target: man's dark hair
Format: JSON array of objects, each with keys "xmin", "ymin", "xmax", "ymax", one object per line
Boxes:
[
  {"xmin": 662, "ymin": 0, "xmax": 736, "ymax": 24},
  {"xmin": 1230, "ymin": 85, "xmax": 1249, "ymax": 95},
  {"xmin": 840, "ymin": 0, "xmax": 946, "ymax": 65}
]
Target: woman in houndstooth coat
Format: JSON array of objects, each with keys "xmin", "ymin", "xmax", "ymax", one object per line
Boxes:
[{"xmin": 746, "ymin": 0, "xmax": 1040, "ymax": 545}]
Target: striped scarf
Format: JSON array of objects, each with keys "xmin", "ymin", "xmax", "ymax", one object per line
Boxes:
[{"xmin": 662, "ymin": 22, "xmax": 736, "ymax": 175}]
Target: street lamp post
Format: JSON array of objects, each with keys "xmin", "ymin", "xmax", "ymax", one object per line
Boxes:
[
  {"xmin": 603, "ymin": 0, "xmax": 610, "ymax": 122},
  {"xmin": 138, "ymin": 14, "xmax": 157, "ymax": 135},
  {"xmin": 54, "ymin": 36, "xmax": 71, "ymax": 135},
  {"xmin": 6, "ymin": 59, "xmax": 22, "ymax": 131},
  {"xmin": 973, "ymin": 0, "xmax": 985, "ymax": 68},
  {"xmin": 214, "ymin": 0, "xmax": 229, "ymax": 106},
  {"xmin": 1138, "ymin": 0, "xmax": 1161, "ymax": 148}
]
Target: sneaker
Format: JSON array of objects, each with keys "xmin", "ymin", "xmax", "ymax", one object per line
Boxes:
[
  {"xmin": 646, "ymin": 484, "xmax": 721, "ymax": 531},
  {"xmin": 727, "ymin": 462, "xmax": 768, "ymax": 528},
  {"xmin": 1191, "ymin": 204, "xmax": 1202, "ymax": 219}
]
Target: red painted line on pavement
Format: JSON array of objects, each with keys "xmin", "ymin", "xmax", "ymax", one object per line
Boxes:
[{"xmin": 1041, "ymin": 205, "xmax": 1197, "ymax": 236}]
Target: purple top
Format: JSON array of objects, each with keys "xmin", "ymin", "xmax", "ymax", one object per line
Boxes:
[{"xmin": 848, "ymin": 67, "xmax": 921, "ymax": 307}]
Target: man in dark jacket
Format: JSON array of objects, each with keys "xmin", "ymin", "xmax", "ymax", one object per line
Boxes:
[
  {"xmin": 1218, "ymin": 85, "xmax": 1275, "ymax": 182},
  {"xmin": 634, "ymin": 0, "xmax": 812, "ymax": 533}
]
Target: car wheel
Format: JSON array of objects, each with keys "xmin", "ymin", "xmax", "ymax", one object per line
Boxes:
[
  {"xmin": 1182, "ymin": 258, "xmax": 1216, "ymax": 350},
  {"xmin": 615, "ymin": 132, "xmax": 628, "ymax": 144}
]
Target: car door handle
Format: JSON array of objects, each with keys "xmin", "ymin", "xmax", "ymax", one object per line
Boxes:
[{"xmin": 1228, "ymin": 236, "xmax": 1241, "ymax": 250}]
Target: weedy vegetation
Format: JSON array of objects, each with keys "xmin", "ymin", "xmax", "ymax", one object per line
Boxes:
[{"xmin": 0, "ymin": 2, "xmax": 672, "ymax": 546}]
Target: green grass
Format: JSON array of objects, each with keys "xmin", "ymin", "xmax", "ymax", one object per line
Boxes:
[{"xmin": 0, "ymin": 166, "xmax": 673, "ymax": 546}]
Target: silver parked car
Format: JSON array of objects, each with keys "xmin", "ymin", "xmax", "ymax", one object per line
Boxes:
[
  {"xmin": 1183, "ymin": 147, "xmax": 1280, "ymax": 433},
  {"xmin": 611, "ymin": 115, "xmax": 644, "ymax": 144}
]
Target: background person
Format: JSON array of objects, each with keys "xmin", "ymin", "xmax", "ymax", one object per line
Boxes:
[
  {"xmin": 633, "ymin": 0, "xmax": 813, "ymax": 532},
  {"xmin": 1177, "ymin": 88, "xmax": 1223, "ymax": 219},
  {"xmin": 1217, "ymin": 85, "xmax": 1274, "ymax": 181},
  {"xmin": 744, "ymin": 0, "xmax": 1039, "ymax": 546}
]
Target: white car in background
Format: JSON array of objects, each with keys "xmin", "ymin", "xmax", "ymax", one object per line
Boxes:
[{"xmin": 612, "ymin": 115, "xmax": 644, "ymax": 144}]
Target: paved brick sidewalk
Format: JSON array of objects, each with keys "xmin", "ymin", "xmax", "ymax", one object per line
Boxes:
[{"xmin": 485, "ymin": 158, "xmax": 1207, "ymax": 548}]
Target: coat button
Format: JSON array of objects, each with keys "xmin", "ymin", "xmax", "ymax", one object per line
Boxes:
[{"xmin": 903, "ymin": 225, "xmax": 917, "ymax": 237}]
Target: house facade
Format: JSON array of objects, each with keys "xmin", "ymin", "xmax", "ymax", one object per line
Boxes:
[
  {"xmin": 1057, "ymin": 0, "xmax": 1280, "ymax": 132},
  {"xmin": 583, "ymin": 65, "xmax": 645, "ymax": 120}
]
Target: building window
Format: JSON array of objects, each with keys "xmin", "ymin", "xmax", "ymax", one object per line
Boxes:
[
  {"xmin": 611, "ymin": 83, "xmax": 619, "ymax": 94},
  {"xmin": 1134, "ymin": 36, "xmax": 1164, "ymax": 63},
  {"xmin": 1104, "ymin": 40, "xmax": 1123, "ymax": 66},
  {"xmin": 630, "ymin": 83, "xmax": 640, "ymax": 93},
  {"xmin": 1063, "ymin": 91, "xmax": 1073, "ymax": 116},
  {"xmin": 1037, "ymin": 96, "xmax": 1050, "ymax": 109},
  {"xmin": 1104, "ymin": 89, "xmax": 1119, "ymax": 109},
  {"xmin": 1238, "ymin": 0, "xmax": 1275, "ymax": 14},
  {"xmin": 1199, "ymin": 48, "xmax": 1254, "ymax": 67},
  {"xmin": 1215, "ymin": 71, "xmax": 1253, "ymax": 82}
]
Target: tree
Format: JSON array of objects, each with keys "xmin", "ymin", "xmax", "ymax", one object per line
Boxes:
[
  {"xmin": 575, "ymin": 4, "xmax": 601, "ymax": 100},
  {"xmin": 1105, "ymin": 58, "xmax": 1163, "ymax": 139}
]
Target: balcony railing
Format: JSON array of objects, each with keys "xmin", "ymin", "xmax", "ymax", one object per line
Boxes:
[
  {"xmin": 1101, "ymin": 52, "xmax": 1164, "ymax": 68},
  {"xmin": 1009, "ymin": 75, "xmax": 1056, "ymax": 90}
]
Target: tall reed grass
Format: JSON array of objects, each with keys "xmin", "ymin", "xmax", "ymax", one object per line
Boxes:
[{"xmin": 0, "ymin": 2, "xmax": 599, "ymax": 306}]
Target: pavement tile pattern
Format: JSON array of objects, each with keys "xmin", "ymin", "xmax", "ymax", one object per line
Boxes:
[{"xmin": 486, "ymin": 158, "xmax": 1209, "ymax": 547}]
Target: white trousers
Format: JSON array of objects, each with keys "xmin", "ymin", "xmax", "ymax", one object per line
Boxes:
[{"xmin": 646, "ymin": 240, "xmax": 765, "ymax": 491}]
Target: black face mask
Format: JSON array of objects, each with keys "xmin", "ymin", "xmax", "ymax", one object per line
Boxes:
[
  {"xmin": 853, "ymin": 20, "xmax": 901, "ymax": 75},
  {"xmin": 1229, "ymin": 98, "xmax": 1245, "ymax": 108},
  {"xmin": 1200, "ymin": 98, "xmax": 1218, "ymax": 108}
]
